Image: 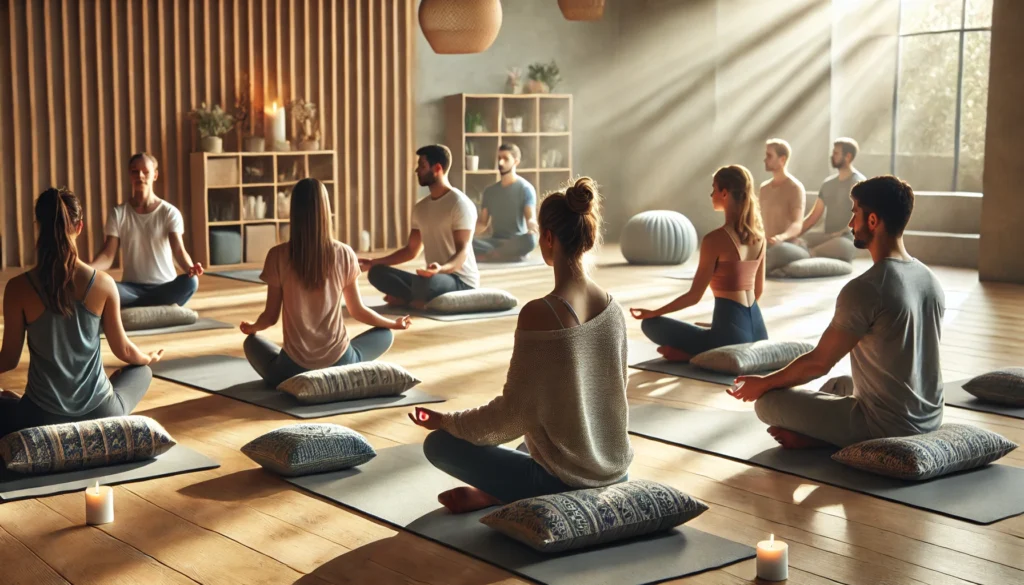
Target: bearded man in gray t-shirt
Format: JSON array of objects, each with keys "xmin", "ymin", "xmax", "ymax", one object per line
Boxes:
[
  {"xmin": 794, "ymin": 138, "xmax": 866, "ymax": 263},
  {"xmin": 730, "ymin": 175, "xmax": 945, "ymax": 448}
]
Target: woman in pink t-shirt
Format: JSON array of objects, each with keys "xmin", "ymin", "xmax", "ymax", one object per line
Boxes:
[{"xmin": 240, "ymin": 179, "xmax": 411, "ymax": 387}]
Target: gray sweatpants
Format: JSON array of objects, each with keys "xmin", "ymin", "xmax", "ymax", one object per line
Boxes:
[
  {"xmin": 753, "ymin": 376, "xmax": 875, "ymax": 447},
  {"xmin": 803, "ymin": 233, "xmax": 857, "ymax": 263}
]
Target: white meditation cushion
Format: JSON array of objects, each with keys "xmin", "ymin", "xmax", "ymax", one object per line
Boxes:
[
  {"xmin": 620, "ymin": 210, "xmax": 698, "ymax": 265},
  {"xmin": 277, "ymin": 362, "xmax": 421, "ymax": 404},
  {"xmin": 120, "ymin": 305, "xmax": 199, "ymax": 331},
  {"xmin": 691, "ymin": 340, "xmax": 815, "ymax": 375},
  {"xmin": 769, "ymin": 257, "xmax": 853, "ymax": 279},
  {"xmin": 425, "ymin": 289, "xmax": 518, "ymax": 314}
]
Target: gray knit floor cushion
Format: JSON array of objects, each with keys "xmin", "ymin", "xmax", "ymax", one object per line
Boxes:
[
  {"xmin": 277, "ymin": 362, "xmax": 421, "ymax": 404},
  {"xmin": 424, "ymin": 289, "xmax": 519, "ymax": 314},
  {"xmin": 620, "ymin": 210, "xmax": 698, "ymax": 265},
  {"xmin": 832, "ymin": 424, "xmax": 1018, "ymax": 481},
  {"xmin": 121, "ymin": 305, "xmax": 199, "ymax": 331},
  {"xmin": 765, "ymin": 242, "xmax": 810, "ymax": 272},
  {"xmin": 480, "ymin": 479, "xmax": 708, "ymax": 553},
  {"xmin": 963, "ymin": 368, "xmax": 1024, "ymax": 406},
  {"xmin": 690, "ymin": 340, "xmax": 815, "ymax": 375},
  {"xmin": 241, "ymin": 423, "xmax": 376, "ymax": 477},
  {"xmin": 769, "ymin": 257, "xmax": 853, "ymax": 279}
]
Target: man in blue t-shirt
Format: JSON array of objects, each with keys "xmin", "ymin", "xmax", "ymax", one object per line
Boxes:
[{"xmin": 473, "ymin": 143, "xmax": 539, "ymax": 262}]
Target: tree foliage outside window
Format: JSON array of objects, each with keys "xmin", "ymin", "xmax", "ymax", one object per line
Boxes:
[{"xmin": 894, "ymin": 0, "xmax": 992, "ymax": 192}]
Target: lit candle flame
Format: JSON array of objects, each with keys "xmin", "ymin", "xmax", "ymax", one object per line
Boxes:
[
  {"xmin": 271, "ymin": 101, "xmax": 278, "ymax": 113},
  {"xmin": 93, "ymin": 480, "xmax": 100, "ymax": 495},
  {"xmin": 769, "ymin": 534, "xmax": 774, "ymax": 548}
]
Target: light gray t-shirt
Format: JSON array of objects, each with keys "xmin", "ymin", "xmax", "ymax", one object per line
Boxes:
[
  {"xmin": 830, "ymin": 258, "xmax": 945, "ymax": 437},
  {"xmin": 481, "ymin": 177, "xmax": 537, "ymax": 239},
  {"xmin": 411, "ymin": 188, "xmax": 480, "ymax": 288},
  {"xmin": 818, "ymin": 171, "xmax": 867, "ymax": 234}
]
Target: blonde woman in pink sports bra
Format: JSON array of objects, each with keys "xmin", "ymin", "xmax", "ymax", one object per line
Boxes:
[{"xmin": 631, "ymin": 165, "xmax": 768, "ymax": 362}]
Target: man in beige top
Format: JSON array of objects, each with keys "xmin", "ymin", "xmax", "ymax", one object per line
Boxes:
[{"xmin": 760, "ymin": 139, "xmax": 810, "ymax": 272}]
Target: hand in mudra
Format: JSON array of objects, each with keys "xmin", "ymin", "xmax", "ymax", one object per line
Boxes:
[
  {"xmin": 416, "ymin": 263, "xmax": 442, "ymax": 278},
  {"xmin": 391, "ymin": 316, "xmax": 412, "ymax": 330},
  {"xmin": 408, "ymin": 407, "xmax": 443, "ymax": 430},
  {"xmin": 629, "ymin": 308, "xmax": 658, "ymax": 320},
  {"xmin": 189, "ymin": 262, "xmax": 205, "ymax": 277}
]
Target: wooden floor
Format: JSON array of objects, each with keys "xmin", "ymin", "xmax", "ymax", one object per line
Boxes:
[{"xmin": 1, "ymin": 245, "xmax": 1023, "ymax": 585}]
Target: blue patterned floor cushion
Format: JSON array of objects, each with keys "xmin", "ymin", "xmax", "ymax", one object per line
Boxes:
[
  {"xmin": 832, "ymin": 424, "xmax": 1018, "ymax": 481},
  {"xmin": 691, "ymin": 340, "xmax": 815, "ymax": 375},
  {"xmin": 277, "ymin": 362, "xmax": 421, "ymax": 404},
  {"xmin": 425, "ymin": 289, "xmax": 518, "ymax": 314},
  {"xmin": 0, "ymin": 416, "xmax": 176, "ymax": 476},
  {"xmin": 241, "ymin": 423, "xmax": 376, "ymax": 477},
  {"xmin": 479, "ymin": 479, "xmax": 708, "ymax": 553},
  {"xmin": 963, "ymin": 368, "xmax": 1024, "ymax": 406}
]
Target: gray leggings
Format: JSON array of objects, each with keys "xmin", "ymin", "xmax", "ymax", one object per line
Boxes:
[
  {"xmin": 473, "ymin": 233, "xmax": 538, "ymax": 261},
  {"xmin": 244, "ymin": 328, "xmax": 395, "ymax": 388},
  {"xmin": 803, "ymin": 233, "xmax": 857, "ymax": 263},
  {"xmin": 366, "ymin": 264, "xmax": 472, "ymax": 303},
  {"xmin": 753, "ymin": 376, "xmax": 876, "ymax": 447},
  {"xmin": 0, "ymin": 366, "xmax": 153, "ymax": 437}
]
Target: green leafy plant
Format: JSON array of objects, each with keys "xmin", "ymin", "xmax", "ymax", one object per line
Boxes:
[
  {"xmin": 527, "ymin": 60, "xmax": 561, "ymax": 91},
  {"xmin": 189, "ymin": 103, "xmax": 237, "ymax": 138},
  {"xmin": 465, "ymin": 111, "xmax": 486, "ymax": 132},
  {"xmin": 465, "ymin": 141, "xmax": 477, "ymax": 156}
]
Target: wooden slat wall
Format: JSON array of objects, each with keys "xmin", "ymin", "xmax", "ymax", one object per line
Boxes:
[{"xmin": 0, "ymin": 0, "xmax": 416, "ymax": 268}]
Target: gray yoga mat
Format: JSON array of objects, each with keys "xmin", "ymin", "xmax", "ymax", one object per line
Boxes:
[
  {"xmin": 208, "ymin": 269, "xmax": 264, "ymax": 284},
  {"xmin": 371, "ymin": 303, "xmax": 521, "ymax": 322},
  {"xmin": 150, "ymin": 355, "xmax": 443, "ymax": 418},
  {"xmin": 0, "ymin": 445, "xmax": 219, "ymax": 502},
  {"xmin": 661, "ymin": 268, "xmax": 696, "ymax": 280},
  {"xmin": 629, "ymin": 359, "xmax": 739, "ymax": 386},
  {"xmin": 105, "ymin": 317, "xmax": 234, "ymax": 338},
  {"xmin": 478, "ymin": 258, "xmax": 547, "ymax": 271},
  {"xmin": 944, "ymin": 378, "xmax": 1024, "ymax": 420},
  {"xmin": 628, "ymin": 404, "xmax": 1024, "ymax": 524},
  {"xmin": 286, "ymin": 444, "xmax": 755, "ymax": 585}
]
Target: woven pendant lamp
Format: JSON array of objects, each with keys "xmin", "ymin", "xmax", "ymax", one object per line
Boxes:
[
  {"xmin": 419, "ymin": 0, "xmax": 503, "ymax": 55},
  {"xmin": 558, "ymin": 0, "xmax": 605, "ymax": 21}
]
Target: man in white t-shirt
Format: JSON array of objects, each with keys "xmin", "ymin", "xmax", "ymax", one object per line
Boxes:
[
  {"xmin": 359, "ymin": 144, "xmax": 479, "ymax": 310},
  {"xmin": 90, "ymin": 153, "xmax": 204, "ymax": 307}
]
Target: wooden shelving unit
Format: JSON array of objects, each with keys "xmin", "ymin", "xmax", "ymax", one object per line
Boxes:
[
  {"xmin": 190, "ymin": 151, "xmax": 338, "ymax": 269},
  {"xmin": 444, "ymin": 93, "xmax": 574, "ymax": 203}
]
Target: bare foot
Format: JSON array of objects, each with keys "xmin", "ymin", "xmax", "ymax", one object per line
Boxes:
[
  {"xmin": 767, "ymin": 426, "xmax": 830, "ymax": 449},
  {"xmin": 384, "ymin": 295, "xmax": 408, "ymax": 307},
  {"xmin": 657, "ymin": 346, "xmax": 692, "ymax": 362},
  {"xmin": 437, "ymin": 487, "xmax": 502, "ymax": 513}
]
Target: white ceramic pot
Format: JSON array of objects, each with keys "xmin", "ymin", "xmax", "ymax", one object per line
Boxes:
[
  {"xmin": 201, "ymin": 136, "xmax": 223, "ymax": 154},
  {"xmin": 243, "ymin": 136, "xmax": 265, "ymax": 152},
  {"xmin": 465, "ymin": 155, "xmax": 479, "ymax": 171}
]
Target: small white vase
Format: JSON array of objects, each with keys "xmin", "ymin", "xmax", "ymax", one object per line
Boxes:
[
  {"xmin": 201, "ymin": 136, "xmax": 223, "ymax": 154},
  {"xmin": 298, "ymin": 139, "xmax": 320, "ymax": 152},
  {"xmin": 359, "ymin": 230, "xmax": 371, "ymax": 253},
  {"xmin": 465, "ymin": 155, "xmax": 479, "ymax": 171},
  {"xmin": 243, "ymin": 136, "xmax": 265, "ymax": 152}
]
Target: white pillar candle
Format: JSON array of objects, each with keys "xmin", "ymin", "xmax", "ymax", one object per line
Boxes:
[
  {"xmin": 756, "ymin": 534, "xmax": 788, "ymax": 581},
  {"xmin": 85, "ymin": 481, "xmax": 114, "ymax": 525},
  {"xmin": 266, "ymin": 101, "xmax": 287, "ymax": 150}
]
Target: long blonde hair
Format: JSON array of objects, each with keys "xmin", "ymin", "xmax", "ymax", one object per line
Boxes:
[
  {"xmin": 713, "ymin": 165, "xmax": 764, "ymax": 246},
  {"xmin": 288, "ymin": 178, "xmax": 334, "ymax": 289}
]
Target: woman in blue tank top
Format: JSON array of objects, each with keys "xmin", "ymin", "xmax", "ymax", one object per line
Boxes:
[{"xmin": 0, "ymin": 188, "xmax": 164, "ymax": 437}]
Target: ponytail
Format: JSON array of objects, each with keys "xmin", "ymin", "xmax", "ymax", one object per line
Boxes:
[
  {"xmin": 712, "ymin": 165, "xmax": 764, "ymax": 246},
  {"xmin": 34, "ymin": 188, "xmax": 82, "ymax": 317}
]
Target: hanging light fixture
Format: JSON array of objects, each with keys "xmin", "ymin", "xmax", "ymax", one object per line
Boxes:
[
  {"xmin": 558, "ymin": 0, "xmax": 605, "ymax": 21},
  {"xmin": 419, "ymin": 0, "xmax": 503, "ymax": 55}
]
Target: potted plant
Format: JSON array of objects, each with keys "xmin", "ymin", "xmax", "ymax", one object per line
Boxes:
[
  {"xmin": 190, "ymin": 103, "xmax": 237, "ymax": 153},
  {"xmin": 289, "ymin": 98, "xmax": 322, "ymax": 151},
  {"xmin": 236, "ymin": 73, "xmax": 264, "ymax": 152},
  {"xmin": 465, "ymin": 141, "xmax": 479, "ymax": 171},
  {"xmin": 465, "ymin": 111, "xmax": 486, "ymax": 133},
  {"xmin": 526, "ymin": 60, "xmax": 561, "ymax": 94},
  {"xmin": 505, "ymin": 67, "xmax": 523, "ymax": 94}
]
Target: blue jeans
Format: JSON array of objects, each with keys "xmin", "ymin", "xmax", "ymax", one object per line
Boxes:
[
  {"xmin": 0, "ymin": 366, "xmax": 152, "ymax": 437},
  {"xmin": 423, "ymin": 430, "xmax": 627, "ymax": 504},
  {"xmin": 243, "ymin": 328, "xmax": 395, "ymax": 387},
  {"xmin": 642, "ymin": 297, "xmax": 768, "ymax": 356},
  {"xmin": 118, "ymin": 274, "xmax": 199, "ymax": 308},
  {"xmin": 367, "ymin": 265, "xmax": 472, "ymax": 303},
  {"xmin": 473, "ymin": 233, "xmax": 538, "ymax": 261}
]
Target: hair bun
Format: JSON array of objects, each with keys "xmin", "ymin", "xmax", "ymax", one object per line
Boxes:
[{"xmin": 565, "ymin": 177, "xmax": 596, "ymax": 215}]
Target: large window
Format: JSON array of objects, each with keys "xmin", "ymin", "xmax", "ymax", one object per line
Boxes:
[{"xmin": 893, "ymin": 0, "xmax": 992, "ymax": 192}]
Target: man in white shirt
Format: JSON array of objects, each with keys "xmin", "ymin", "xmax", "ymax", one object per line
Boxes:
[
  {"xmin": 90, "ymin": 153, "xmax": 204, "ymax": 307},
  {"xmin": 359, "ymin": 144, "xmax": 479, "ymax": 310}
]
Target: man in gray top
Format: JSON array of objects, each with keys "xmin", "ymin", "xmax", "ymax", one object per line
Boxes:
[
  {"xmin": 795, "ymin": 138, "xmax": 867, "ymax": 263},
  {"xmin": 473, "ymin": 143, "xmax": 539, "ymax": 262},
  {"xmin": 730, "ymin": 175, "xmax": 945, "ymax": 448}
]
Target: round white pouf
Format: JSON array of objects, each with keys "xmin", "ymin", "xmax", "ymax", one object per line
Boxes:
[{"xmin": 620, "ymin": 210, "xmax": 698, "ymax": 265}]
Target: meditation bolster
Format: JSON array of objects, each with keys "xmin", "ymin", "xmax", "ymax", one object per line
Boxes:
[
  {"xmin": 277, "ymin": 362, "xmax": 421, "ymax": 404},
  {"xmin": 620, "ymin": 210, "xmax": 698, "ymax": 265},
  {"xmin": 479, "ymin": 479, "xmax": 708, "ymax": 553},
  {"xmin": 209, "ymin": 228, "xmax": 243, "ymax": 266},
  {"xmin": 832, "ymin": 424, "xmax": 1018, "ymax": 481},
  {"xmin": 241, "ymin": 423, "xmax": 376, "ymax": 477},
  {"xmin": 424, "ymin": 289, "xmax": 518, "ymax": 314},
  {"xmin": 963, "ymin": 368, "xmax": 1024, "ymax": 406},
  {"xmin": 120, "ymin": 305, "xmax": 199, "ymax": 331},
  {"xmin": 0, "ymin": 416, "xmax": 176, "ymax": 476},
  {"xmin": 691, "ymin": 340, "xmax": 815, "ymax": 375},
  {"xmin": 769, "ymin": 257, "xmax": 854, "ymax": 279}
]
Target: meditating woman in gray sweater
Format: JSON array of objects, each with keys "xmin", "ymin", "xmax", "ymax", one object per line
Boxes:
[{"xmin": 409, "ymin": 177, "xmax": 633, "ymax": 513}]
